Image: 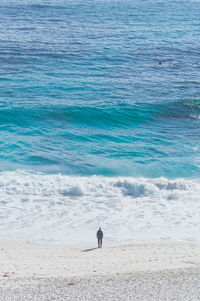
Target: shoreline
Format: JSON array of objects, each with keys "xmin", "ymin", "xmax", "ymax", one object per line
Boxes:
[
  {"xmin": 0, "ymin": 242, "xmax": 200, "ymax": 300},
  {"xmin": 0, "ymin": 241, "xmax": 200, "ymax": 278}
]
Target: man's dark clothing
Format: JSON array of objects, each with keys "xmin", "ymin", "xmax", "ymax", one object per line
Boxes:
[{"xmin": 97, "ymin": 229, "xmax": 103, "ymax": 248}]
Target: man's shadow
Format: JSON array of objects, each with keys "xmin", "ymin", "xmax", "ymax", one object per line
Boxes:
[{"xmin": 81, "ymin": 247, "xmax": 98, "ymax": 252}]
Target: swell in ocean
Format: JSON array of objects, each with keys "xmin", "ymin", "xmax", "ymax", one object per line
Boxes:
[{"xmin": 0, "ymin": 98, "xmax": 200, "ymax": 178}]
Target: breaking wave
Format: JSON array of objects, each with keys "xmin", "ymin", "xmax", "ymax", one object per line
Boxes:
[{"xmin": 0, "ymin": 170, "xmax": 200, "ymax": 244}]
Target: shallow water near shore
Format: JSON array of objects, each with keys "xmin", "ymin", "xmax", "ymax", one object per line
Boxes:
[{"xmin": 0, "ymin": 0, "xmax": 200, "ymax": 244}]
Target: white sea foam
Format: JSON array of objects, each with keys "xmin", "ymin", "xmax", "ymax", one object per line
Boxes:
[{"xmin": 0, "ymin": 170, "xmax": 200, "ymax": 245}]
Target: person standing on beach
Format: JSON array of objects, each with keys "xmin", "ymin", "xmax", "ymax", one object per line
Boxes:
[{"xmin": 96, "ymin": 228, "xmax": 103, "ymax": 248}]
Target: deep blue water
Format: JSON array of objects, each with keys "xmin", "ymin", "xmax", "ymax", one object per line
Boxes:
[{"xmin": 0, "ymin": 0, "xmax": 200, "ymax": 178}]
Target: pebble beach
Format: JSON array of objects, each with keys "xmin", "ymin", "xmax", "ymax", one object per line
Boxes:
[{"xmin": 0, "ymin": 242, "xmax": 200, "ymax": 300}]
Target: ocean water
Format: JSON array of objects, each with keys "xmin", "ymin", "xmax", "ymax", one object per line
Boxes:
[{"xmin": 0, "ymin": 0, "xmax": 200, "ymax": 244}]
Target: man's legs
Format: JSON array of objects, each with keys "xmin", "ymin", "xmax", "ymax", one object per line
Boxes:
[
  {"xmin": 98, "ymin": 238, "xmax": 102, "ymax": 248},
  {"xmin": 99, "ymin": 238, "xmax": 102, "ymax": 247}
]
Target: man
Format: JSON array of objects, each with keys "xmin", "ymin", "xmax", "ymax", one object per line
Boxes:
[{"xmin": 96, "ymin": 227, "xmax": 103, "ymax": 248}]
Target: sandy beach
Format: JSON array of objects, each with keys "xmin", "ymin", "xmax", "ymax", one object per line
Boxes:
[{"xmin": 0, "ymin": 242, "xmax": 200, "ymax": 300}]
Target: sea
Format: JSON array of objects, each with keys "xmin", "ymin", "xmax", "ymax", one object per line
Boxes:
[{"xmin": 0, "ymin": 0, "xmax": 200, "ymax": 245}]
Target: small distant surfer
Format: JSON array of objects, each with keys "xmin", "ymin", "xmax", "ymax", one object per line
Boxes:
[{"xmin": 96, "ymin": 227, "xmax": 103, "ymax": 248}]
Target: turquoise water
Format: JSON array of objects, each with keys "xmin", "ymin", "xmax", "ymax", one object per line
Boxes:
[
  {"xmin": 0, "ymin": 0, "xmax": 200, "ymax": 178},
  {"xmin": 0, "ymin": 0, "xmax": 200, "ymax": 244}
]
